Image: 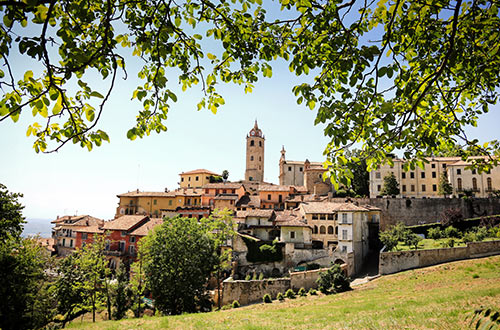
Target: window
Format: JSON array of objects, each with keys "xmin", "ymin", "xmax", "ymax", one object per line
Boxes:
[
  {"xmin": 82, "ymin": 233, "xmax": 88, "ymax": 240},
  {"xmin": 457, "ymin": 169, "xmax": 461, "ymax": 175},
  {"xmin": 119, "ymin": 241, "xmax": 125, "ymax": 252},
  {"xmin": 259, "ymin": 141, "xmax": 262, "ymax": 147},
  {"xmin": 259, "ymin": 157, "xmax": 262, "ymax": 161},
  {"xmin": 250, "ymin": 140, "xmax": 254, "ymax": 146},
  {"xmin": 410, "ymin": 172, "xmax": 415, "ymax": 179},
  {"xmin": 342, "ymin": 246, "xmax": 347, "ymax": 253},
  {"xmin": 121, "ymin": 231, "xmax": 127, "ymax": 237},
  {"xmin": 290, "ymin": 231, "xmax": 295, "ymax": 239},
  {"xmin": 402, "ymin": 172, "xmax": 406, "ymax": 179},
  {"xmin": 169, "ymin": 200, "xmax": 172, "ymax": 206},
  {"xmin": 342, "ymin": 213, "xmax": 348, "ymax": 224},
  {"xmin": 421, "ymin": 172, "xmax": 425, "ymax": 179},
  {"xmin": 377, "ymin": 185, "xmax": 381, "ymax": 191},
  {"xmin": 328, "ymin": 226, "xmax": 334, "ymax": 234},
  {"xmin": 181, "ymin": 177, "xmax": 184, "ymax": 182},
  {"xmin": 487, "ymin": 177, "xmax": 492, "ymax": 191},
  {"xmin": 342, "ymin": 230, "xmax": 348, "ymax": 240},
  {"xmin": 105, "ymin": 240, "xmax": 110, "ymax": 250},
  {"xmin": 402, "ymin": 185, "xmax": 406, "ymax": 192},
  {"xmin": 62, "ymin": 238, "xmax": 66, "ymax": 247},
  {"xmin": 195, "ymin": 176, "xmax": 199, "ymax": 181},
  {"xmin": 375, "ymin": 172, "xmax": 381, "ymax": 179},
  {"xmin": 288, "ymin": 166, "xmax": 292, "ymax": 171},
  {"xmin": 130, "ymin": 236, "xmax": 136, "ymax": 243},
  {"xmin": 335, "ymin": 226, "xmax": 338, "ymax": 235},
  {"xmin": 153, "ymin": 199, "xmax": 157, "ymax": 205},
  {"xmin": 432, "ymin": 172, "xmax": 436, "ymax": 178},
  {"xmin": 249, "ymin": 176, "xmax": 253, "ymax": 181},
  {"xmin": 299, "ymin": 167, "xmax": 303, "ymax": 172},
  {"xmin": 411, "ymin": 185, "xmax": 415, "ymax": 192},
  {"xmin": 320, "ymin": 214, "xmax": 326, "ymax": 220},
  {"xmin": 457, "ymin": 178, "xmax": 462, "ymax": 190},
  {"xmin": 222, "ymin": 189, "xmax": 226, "ymax": 194},
  {"xmin": 432, "ymin": 164, "xmax": 436, "ymax": 168},
  {"xmin": 251, "ymin": 156, "xmax": 254, "ymax": 161},
  {"xmin": 278, "ymin": 195, "xmax": 282, "ymax": 203},
  {"xmin": 327, "ymin": 214, "xmax": 334, "ymax": 220},
  {"xmin": 267, "ymin": 194, "xmax": 271, "ymax": 200},
  {"xmin": 472, "ymin": 178, "xmax": 478, "ymax": 190},
  {"xmin": 472, "ymin": 169, "xmax": 476, "ymax": 175},
  {"xmin": 129, "ymin": 245, "xmax": 135, "ymax": 255},
  {"xmin": 433, "ymin": 184, "xmax": 437, "ymax": 192},
  {"xmin": 443, "ymin": 164, "xmax": 447, "ymax": 168},
  {"xmin": 188, "ymin": 177, "xmax": 191, "ymax": 181},
  {"xmin": 70, "ymin": 240, "xmax": 73, "ymax": 247},
  {"xmin": 421, "ymin": 184, "xmax": 426, "ymax": 192},
  {"xmin": 314, "ymin": 225, "xmax": 318, "ymax": 234},
  {"xmin": 312, "ymin": 214, "xmax": 318, "ymax": 220},
  {"xmin": 320, "ymin": 226, "xmax": 326, "ymax": 234}
]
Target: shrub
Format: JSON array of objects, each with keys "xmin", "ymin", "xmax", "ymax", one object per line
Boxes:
[
  {"xmin": 462, "ymin": 231, "xmax": 477, "ymax": 243},
  {"xmin": 221, "ymin": 304, "xmax": 232, "ymax": 310},
  {"xmin": 231, "ymin": 300, "xmax": 240, "ymax": 308},
  {"xmin": 444, "ymin": 238, "xmax": 455, "ymax": 247},
  {"xmin": 476, "ymin": 227, "xmax": 488, "ymax": 241},
  {"xmin": 308, "ymin": 289, "xmax": 317, "ymax": 295},
  {"xmin": 258, "ymin": 272, "xmax": 264, "ymax": 280},
  {"xmin": 252, "ymin": 272, "xmax": 257, "ymax": 280},
  {"xmin": 298, "ymin": 287, "xmax": 306, "ymax": 297},
  {"xmin": 316, "ymin": 264, "xmax": 350, "ymax": 295},
  {"xmin": 335, "ymin": 189, "xmax": 347, "ymax": 197},
  {"xmin": 285, "ymin": 289, "xmax": 296, "ymax": 299},
  {"xmin": 242, "ymin": 236, "xmax": 283, "ymax": 262},
  {"xmin": 444, "ymin": 226, "xmax": 460, "ymax": 238},
  {"xmin": 263, "ymin": 294, "xmax": 272, "ymax": 304},
  {"xmin": 244, "ymin": 274, "xmax": 251, "ymax": 281},
  {"xmin": 277, "ymin": 292, "xmax": 284, "ymax": 301},
  {"xmin": 427, "ymin": 227, "xmax": 443, "ymax": 239}
]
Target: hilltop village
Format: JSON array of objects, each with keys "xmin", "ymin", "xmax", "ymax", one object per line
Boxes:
[{"xmin": 51, "ymin": 121, "xmax": 500, "ymax": 281}]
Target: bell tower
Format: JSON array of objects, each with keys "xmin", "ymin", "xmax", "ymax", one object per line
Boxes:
[{"xmin": 245, "ymin": 120, "xmax": 265, "ymax": 182}]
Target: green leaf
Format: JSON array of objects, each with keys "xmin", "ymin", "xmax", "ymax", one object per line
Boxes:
[{"xmin": 90, "ymin": 91, "xmax": 104, "ymax": 99}]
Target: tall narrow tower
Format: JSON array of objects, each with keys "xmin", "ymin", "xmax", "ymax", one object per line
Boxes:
[{"xmin": 245, "ymin": 120, "xmax": 265, "ymax": 182}]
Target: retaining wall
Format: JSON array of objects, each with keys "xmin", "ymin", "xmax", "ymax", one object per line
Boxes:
[{"xmin": 379, "ymin": 239, "xmax": 500, "ymax": 275}]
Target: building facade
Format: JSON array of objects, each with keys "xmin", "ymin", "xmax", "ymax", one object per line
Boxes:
[
  {"xmin": 179, "ymin": 169, "xmax": 220, "ymax": 188},
  {"xmin": 245, "ymin": 121, "xmax": 265, "ymax": 182}
]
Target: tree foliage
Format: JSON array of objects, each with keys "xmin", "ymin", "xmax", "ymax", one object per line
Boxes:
[
  {"xmin": 380, "ymin": 222, "xmax": 422, "ymax": 251},
  {"xmin": 139, "ymin": 211, "xmax": 234, "ymax": 315},
  {"xmin": 1, "ymin": 0, "xmax": 500, "ymax": 180},
  {"xmin": 381, "ymin": 172, "xmax": 400, "ymax": 196},
  {"xmin": 438, "ymin": 172, "xmax": 453, "ymax": 197},
  {"xmin": 0, "ymin": 183, "xmax": 25, "ymax": 241},
  {"xmin": 316, "ymin": 264, "xmax": 350, "ymax": 295}
]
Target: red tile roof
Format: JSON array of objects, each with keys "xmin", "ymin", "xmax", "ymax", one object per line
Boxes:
[
  {"xmin": 202, "ymin": 182, "xmax": 244, "ymax": 189},
  {"xmin": 102, "ymin": 215, "xmax": 148, "ymax": 231},
  {"xmin": 117, "ymin": 191, "xmax": 176, "ymax": 197},
  {"xmin": 130, "ymin": 218, "xmax": 164, "ymax": 236},
  {"xmin": 258, "ymin": 184, "xmax": 293, "ymax": 192},
  {"xmin": 300, "ymin": 202, "xmax": 376, "ymax": 213},
  {"xmin": 180, "ymin": 169, "xmax": 220, "ymax": 176}
]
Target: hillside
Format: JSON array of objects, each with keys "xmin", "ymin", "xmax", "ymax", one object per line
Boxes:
[{"xmin": 67, "ymin": 255, "xmax": 500, "ymax": 329}]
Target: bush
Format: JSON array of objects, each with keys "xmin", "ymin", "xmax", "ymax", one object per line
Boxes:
[
  {"xmin": 443, "ymin": 238, "xmax": 455, "ymax": 248},
  {"xmin": 298, "ymin": 287, "xmax": 306, "ymax": 297},
  {"xmin": 285, "ymin": 289, "xmax": 296, "ymax": 299},
  {"xmin": 444, "ymin": 226, "xmax": 460, "ymax": 238},
  {"xmin": 277, "ymin": 292, "xmax": 284, "ymax": 301},
  {"xmin": 316, "ymin": 264, "xmax": 350, "ymax": 295},
  {"xmin": 244, "ymin": 274, "xmax": 251, "ymax": 281},
  {"xmin": 335, "ymin": 189, "xmax": 347, "ymax": 197},
  {"xmin": 242, "ymin": 236, "xmax": 283, "ymax": 262},
  {"xmin": 221, "ymin": 304, "xmax": 232, "ymax": 310},
  {"xmin": 263, "ymin": 294, "xmax": 272, "ymax": 304},
  {"xmin": 462, "ymin": 231, "xmax": 477, "ymax": 243},
  {"xmin": 427, "ymin": 227, "xmax": 443, "ymax": 239},
  {"xmin": 258, "ymin": 272, "xmax": 264, "ymax": 280},
  {"xmin": 440, "ymin": 208, "xmax": 463, "ymax": 227},
  {"xmin": 308, "ymin": 289, "xmax": 317, "ymax": 295},
  {"xmin": 252, "ymin": 272, "xmax": 257, "ymax": 280},
  {"xmin": 476, "ymin": 227, "xmax": 488, "ymax": 241},
  {"xmin": 231, "ymin": 300, "xmax": 240, "ymax": 308}
]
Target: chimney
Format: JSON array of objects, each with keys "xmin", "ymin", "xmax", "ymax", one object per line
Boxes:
[{"xmin": 136, "ymin": 188, "xmax": 139, "ymax": 193}]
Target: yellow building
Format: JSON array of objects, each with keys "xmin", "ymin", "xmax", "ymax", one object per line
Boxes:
[
  {"xmin": 179, "ymin": 169, "xmax": 220, "ymax": 188},
  {"xmin": 370, "ymin": 156, "xmax": 500, "ymax": 198},
  {"xmin": 115, "ymin": 190, "xmax": 177, "ymax": 218}
]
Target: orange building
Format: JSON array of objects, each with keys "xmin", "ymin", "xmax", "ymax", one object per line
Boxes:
[
  {"xmin": 201, "ymin": 182, "xmax": 246, "ymax": 210},
  {"xmin": 179, "ymin": 169, "xmax": 220, "ymax": 188},
  {"xmin": 258, "ymin": 185, "xmax": 298, "ymax": 210}
]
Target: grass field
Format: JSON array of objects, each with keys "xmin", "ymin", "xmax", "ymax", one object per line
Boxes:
[
  {"xmin": 397, "ymin": 238, "xmax": 499, "ymax": 251},
  {"xmin": 67, "ymin": 255, "xmax": 500, "ymax": 329}
]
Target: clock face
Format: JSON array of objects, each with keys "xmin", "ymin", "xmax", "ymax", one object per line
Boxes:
[{"xmin": 251, "ymin": 131, "xmax": 255, "ymax": 136}]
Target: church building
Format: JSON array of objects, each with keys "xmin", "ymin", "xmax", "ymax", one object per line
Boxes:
[{"xmin": 245, "ymin": 121, "xmax": 265, "ymax": 182}]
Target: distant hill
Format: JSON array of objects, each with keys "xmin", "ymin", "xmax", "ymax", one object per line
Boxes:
[{"xmin": 22, "ymin": 218, "xmax": 52, "ymax": 238}]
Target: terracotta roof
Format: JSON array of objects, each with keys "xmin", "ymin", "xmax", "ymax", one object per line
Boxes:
[
  {"xmin": 286, "ymin": 194, "xmax": 327, "ymax": 203},
  {"xmin": 180, "ymin": 169, "xmax": 220, "ymax": 176},
  {"xmin": 130, "ymin": 218, "xmax": 164, "ymax": 236},
  {"xmin": 51, "ymin": 214, "xmax": 88, "ymax": 224},
  {"xmin": 34, "ymin": 238, "xmax": 55, "ymax": 252},
  {"xmin": 73, "ymin": 225, "xmax": 104, "ymax": 234},
  {"xmin": 235, "ymin": 195, "xmax": 260, "ymax": 208},
  {"xmin": 175, "ymin": 188, "xmax": 203, "ymax": 196},
  {"xmin": 293, "ymin": 186, "xmax": 308, "ymax": 193},
  {"xmin": 282, "ymin": 160, "xmax": 323, "ymax": 166},
  {"xmin": 102, "ymin": 215, "xmax": 148, "ymax": 231},
  {"xmin": 117, "ymin": 191, "xmax": 176, "ymax": 197},
  {"xmin": 202, "ymin": 183, "xmax": 244, "ymax": 189},
  {"xmin": 237, "ymin": 209, "xmax": 275, "ymax": 218},
  {"xmin": 258, "ymin": 184, "xmax": 292, "ymax": 192},
  {"xmin": 300, "ymin": 202, "xmax": 372, "ymax": 213},
  {"xmin": 214, "ymin": 194, "xmax": 239, "ymax": 200},
  {"xmin": 274, "ymin": 210, "xmax": 310, "ymax": 228}
]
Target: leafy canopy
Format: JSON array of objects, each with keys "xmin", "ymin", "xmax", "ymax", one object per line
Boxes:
[
  {"xmin": 1, "ymin": 0, "xmax": 500, "ymax": 183},
  {"xmin": 381, "ymin": 172, "xmax": 400, "ymax": 196}
]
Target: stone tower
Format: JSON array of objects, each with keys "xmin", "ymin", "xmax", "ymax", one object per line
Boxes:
[{"xmin": 245, "ymin": 120, "xmax": 265, "ymax": 182}]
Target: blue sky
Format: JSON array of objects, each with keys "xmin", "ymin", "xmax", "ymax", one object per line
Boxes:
[{"xmin": 1, "ymin": 2, "xmax": 499, "ymax": 220}]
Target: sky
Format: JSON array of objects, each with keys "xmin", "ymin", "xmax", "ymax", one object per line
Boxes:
[{"xmin": 1, "ymin": 2, "xmax": 500, "ymax": 221}]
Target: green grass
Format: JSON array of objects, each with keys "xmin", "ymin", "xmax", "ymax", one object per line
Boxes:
[{"xmin": 66, "ymin": 255, "xmax": 500, "ymax": 329}]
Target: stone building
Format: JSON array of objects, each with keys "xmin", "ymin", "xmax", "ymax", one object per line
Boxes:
[
  {"xmin": 245, "ymin": 121, "xmax": 265, "ymax": 182},
  {"xmin": 447, "ymin": 158, "xmax": 500, "ymax": 197}
]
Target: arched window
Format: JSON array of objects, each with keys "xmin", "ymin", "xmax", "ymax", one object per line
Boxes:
[
  {"xmin": 250, "ymin": 156, "xmax": 254, "ymax": 161},
  {"xmin": 487, "ymin": 177, "xmax": 492, "ymax": 191},
  {"xmin": 259, "ymin": 141, "xmax": 262, "ymax": 147},
  {"xmin": 472, "ymin": 177, "xmax": 477, "ymax": 190},
  {"xmin": 320, "ymin": 226, "xmax": 326, "ymax": 234},
  {"xmin": 328, "ymin": 226, "xmax": 334, "ymax": 235},
  {"xmin": 457, "ymin": 178, "xmax": 462, "ymax": 190},
  {"xmin": 250, "ymin": 140, "xmax": 254, "ymax": 146},
  {"xmin": 314, "ymin": 225, "xmax": 318, "ymax": 234}
]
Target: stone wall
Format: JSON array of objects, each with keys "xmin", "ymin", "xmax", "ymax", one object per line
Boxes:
[
  {"xmin": 290, "ymin": 267, "xmax": 328, "ymax": 290},
  {"xmin": 379, "ymin": 240, "xmax": 500, "ymax": 275},
  {"xmin": 329, "ymin": 197, "xmax": 500, "ymax": 230},
  {"xmin": 221, "ymin": 278, "xmax": 290, "ymax": 306}
]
